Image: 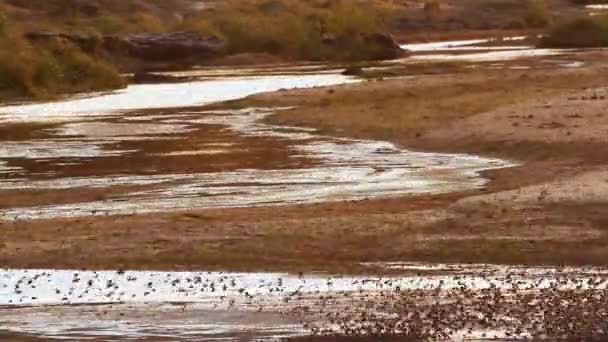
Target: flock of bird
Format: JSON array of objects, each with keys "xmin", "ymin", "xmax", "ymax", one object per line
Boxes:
[
  {"xmin": 3, "ymin": 269, "xmax": 608, "ymax": 341},
  {"xmin": 287, "ymin": 274, "xmax": 608, "ymax": 341}
]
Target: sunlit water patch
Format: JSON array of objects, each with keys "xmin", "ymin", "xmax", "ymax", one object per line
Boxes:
[
  {"xmin": 0, "ymin": 74, "xmax": 358, "ymax": 123},
  {"xmin": 0, "ymin": 107, "xmax": 510, "ymax": 220},
  {"xmin": 1, "ymin": 265, "xmax": 607, "ymax": 341},
  {"xmin": 400, "ymin": 36, "xmax": 530, "ymax": 52},
  {"xmin": 409, "ymin": 48, "xmax": 567, "ymax": 62}
]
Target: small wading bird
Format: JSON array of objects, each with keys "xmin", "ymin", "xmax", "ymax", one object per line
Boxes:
[{"xmin": 3, "ymin": 268, "xmax": 608, "ymax": 340}]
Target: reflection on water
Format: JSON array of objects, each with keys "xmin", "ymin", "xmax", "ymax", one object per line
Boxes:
[
  {"xmin": 1, "ymin": 264, "xmax": 607, "ymax": 341},
  {"xmin": 0, "ymin": 74, "xmax": 358, "ymax": 123},
  {"xmin": 409, "ymin": 48, "xmax": 567, "ymax": 62},
  {"xmin": 0, "ymin": 107, "xmax": 510, "ymax": 220},
  {"xmin": 400, "ymin": 36, "xmax": 528, "ymax": 52}
]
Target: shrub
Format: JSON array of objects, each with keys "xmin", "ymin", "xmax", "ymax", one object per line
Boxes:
[
  {"xmin": 525, "ymin": 0, "xmax": 550, "ymax": 28},
  {"xmin": 541, "ymin": 15, "xmax": 608, "ymax": 47},
  {"xmin": 178, "ymin": 0, "xmax": 400, "ymax": 61},
  {"xmin": 0, "ymin": 30, "xmax": 124, "ymax": 99}
]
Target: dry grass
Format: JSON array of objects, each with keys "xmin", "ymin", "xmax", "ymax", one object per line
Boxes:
[
  {"xmin": 178, "ymin": 0, "xmax": 401, "ymax": 61},
  {"xmin": 542, "ymin": 15, "xmax": 608, "ymax": 48},
  {"xmin": 0, "ymin": 22, "xmax": 124, "ymax": 99}
]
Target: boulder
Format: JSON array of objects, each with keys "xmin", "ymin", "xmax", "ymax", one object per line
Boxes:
[
  {"xmin": 342, "ymin": 67, "xmax": 364, "ymax": 76},
  {"xmin": 25, "ymin": 31, "xmax": 226, "ymax": 61},
  {"xmin": 131, "ymin": 72, "xmax": 186, "ymax": 84},
  {"xmin": 118, "ymin": 31, "xmax": 225, "ymax": 60},
  {"xmin": 362, "ymin": 33, "xmax": 405, "ymax": 60},
  {"xmin": 321, "ymin": 32, "xmax": 406, "ymax": 61}
]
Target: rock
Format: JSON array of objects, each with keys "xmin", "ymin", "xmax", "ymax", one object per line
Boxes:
[
  {"xmin": 25, "ymin": 31, "xmax": 226, "ymax": 61},
  {"xmin": 362, "ymin": 33, "xmax": 405, "ymax": 60},
  {"xmin": 342, "ymin": 67, "xmax": 364, "ymax": 76},
  {"xmin": 322, "ymin": 32, "xmax": 405, "ymax": 61},
  {"xmin": 131, "ymin": 72, "xmax": 185, "ymax": 84},
  {"xmin": 118, "ymin": 31, "xmax": 225, "ymax": 60}
]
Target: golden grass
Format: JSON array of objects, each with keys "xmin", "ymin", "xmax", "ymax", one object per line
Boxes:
[
  {"xmin": 0, "ymin": 24, "xmax": 125, "ymax": 99},
  {"xmin": 178, "ymin": 0, "xmax": 401, "ymax": 61}
]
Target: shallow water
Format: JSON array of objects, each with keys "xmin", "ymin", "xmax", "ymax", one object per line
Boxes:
[
  {"xmin": 400, "ymin": 36, "xmax": 529, "ymax": 52},
  {"xmin": 399, "ymin": 36, "xmax": 588, "ymax": 63},
  {"xmin": 1, "ymin": 264, "xmax": 606, "ymax": 341},
  {"xmin": 0, "ymin": 107, "xmax": 509, "ymax": 220},
  {"xmin": 409, "ymin": 48, "xmax": 567, "ymax": 62},
  {"xmin": 587, "ymin": 4, "xmax": 608, "ymax": 10},
  {"xmin": 0, "ymin": 75, "xmax": 358, "ymax": 123},
  {"xmin": 0, "ymin": 67, "xmax": 511, "ymax": 220}
]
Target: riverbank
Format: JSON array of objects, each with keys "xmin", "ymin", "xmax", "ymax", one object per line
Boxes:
[
  {"xmin": 2, "ymin": 49, "xmax": 608, "ymax": 272},
  {"xmin": 3, "ymin": 0, "xmax": 598, "ymax": 102}
]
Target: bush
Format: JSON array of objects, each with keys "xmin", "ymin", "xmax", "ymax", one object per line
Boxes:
[
  {"xmin": 525, "ymin": 0, "xmax": 550, "ymax": 28},
  {"xmin": 178, "ymin": 0, "xmax": 400, "ymax": 61},
  {"xmin": 0, "ymin": 31, "xmax": 124, "ymax": 99},
  {"xmin": 541, "ymin": 15, "xmax": 608, "ymax": 48}
]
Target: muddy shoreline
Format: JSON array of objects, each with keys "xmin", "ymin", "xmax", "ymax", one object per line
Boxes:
[{"xmin": 1, "ymin": 48, "xmax": 608, "ymax": 272}]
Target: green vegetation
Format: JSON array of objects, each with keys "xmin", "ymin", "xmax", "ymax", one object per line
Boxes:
[
  {"xmin": 541, "ymin": 15, "xmax": 608, "ymax": 48},
  {"xmin": 178, "ymin": 0, "xmax": 401, "ymax": 61}
]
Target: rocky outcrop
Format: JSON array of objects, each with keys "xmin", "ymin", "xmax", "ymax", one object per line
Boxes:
[
  {"xmin": 118, "ymin": 32, "xmax": 225, "ymax": 60},
  {"xmin": 25, "ymin": 31, "xmax": 225, "ymax": 61},
  {"xmin": 321, "ymin": 32, "xmax": 405, "ymax": 61},
  {"xmin": 342, "ymin": 67, "xmax": 364, "ymax": 76},
  {"xmin": 362, "ymin": 33, "xmax": 405, "ymax": 60}
]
